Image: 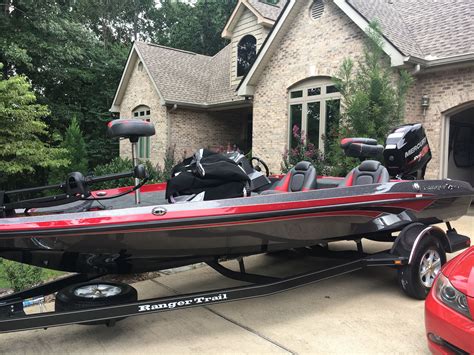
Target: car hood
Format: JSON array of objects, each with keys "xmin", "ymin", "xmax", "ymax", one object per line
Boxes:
[{"xmin": 443, "ymin": 246, "xmax": 474, "ymax": 298}]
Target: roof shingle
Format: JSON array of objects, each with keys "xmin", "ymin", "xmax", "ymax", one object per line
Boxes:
[
  {"xmin": 248, "ymin": 0, "xmax": 285, "ymax": 21},
  {"xmin": 348, "ymin": 0, "xmax": 474, "ymax": 59},
  {"xmin": 135, "ymin": 42, "xmax": 242, "ymax": 106}
]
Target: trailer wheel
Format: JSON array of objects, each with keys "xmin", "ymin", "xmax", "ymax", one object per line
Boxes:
[
  {"xmin": 397, "ymin": 235, "xmax": 446, "ymax": 300},
  {"xmin": 55, "ymin": 281, "xmax": 137, "ymax": 325}
]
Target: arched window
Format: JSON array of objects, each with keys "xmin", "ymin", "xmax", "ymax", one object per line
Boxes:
[
  {"xmin": 237, "ymin": 35, "xmax": 257, "ymax": 77},
  {"xmin": 132, "ymin": 105, "xmax": 151, "ymax": 159},
  {"xmin": 288, "ymin": 78, "xmax": 341, "ymax": 152}
]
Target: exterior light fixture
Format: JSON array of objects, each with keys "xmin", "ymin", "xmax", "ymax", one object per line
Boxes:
[{"xmin": 421, "ymin": 94, "xmax": 430, "ymax": 117}]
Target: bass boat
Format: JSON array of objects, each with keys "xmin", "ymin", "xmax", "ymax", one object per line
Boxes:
[{"xmin": 0, "ymin": 122, "xmax": 473, "ymax": 275}]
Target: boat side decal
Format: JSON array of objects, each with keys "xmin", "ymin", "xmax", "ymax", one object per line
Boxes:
[{"xmin": 0, "ymin": 192, "xmax": 429, "ymax": 233}]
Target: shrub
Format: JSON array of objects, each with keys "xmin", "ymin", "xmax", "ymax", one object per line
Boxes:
[
  {"xmin": 91, "ymin": 156, "xmax": 173, "ymax": 190},
  {"xmin": 333, "ymin": 21, "xmax": 413, "ymax": 144},
  {"xmin": 92, "ymin": 157, "xmax": 135, "ymax": 189},
  {"xmin": 157, "ymin": 145, "xmax": 177, "ymax": 181},
  {"xmin": 283, "ymin": 22, "xmax": 413, "ymax": 177},
  {"xmin": 48, "ymin": 117, "xmax": 89, "ymax": 184},
  {"xmin": 281, "ymin": 125, "xmax": 326, "ymax": 174},
  {"xmin": 93, "ymin": 157, "xmax": 160, "ymax": 189}
]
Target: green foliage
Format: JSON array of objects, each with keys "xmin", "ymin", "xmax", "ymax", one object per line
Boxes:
[
  {"xmin": 49, "ymin": 117, "xmax": 89, "ymax": 184},
  {"xmin": 0, "ymin": 68, "xmax": 68, "ymax": 187},
  {"xmin": 159, "ymin": 145, "xmax": 177, "ymax": 182},
  {"xmin": 0, "ymin": 259, "xmax": 43, "ymax": 292},
  {"xmin": 0, "ymin": 0, "xmax": 236, "ymax": 190},
  {"xmin": 148, "ymin": 0, "xmax": 237, "ymax": 56},
  {"xmin": 91, "ymin": 157, "xmax": 135, "ymax": 189},
  {"xmin": 91, "ymin": 156, "xmax": 174, "ymax": 190},
  {"xmin": 333, "ymin": 22, "xmax": 413, "ymax": 144},
  {"xmin": 325, "ymin": 22, "xmax": 413, "ymax": 176},
  {"xmin": 281, "ymin": 125, "xmax": 326, "ymax": 174}
]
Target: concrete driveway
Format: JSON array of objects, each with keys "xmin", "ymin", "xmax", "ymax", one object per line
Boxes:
[{"xmin": 0, "ymin": 216, "xmax": 472, "ymax": 354}]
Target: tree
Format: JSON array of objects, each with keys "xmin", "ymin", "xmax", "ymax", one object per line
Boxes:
[
  {"xmin": 334, "ymin": 22, "xmax": 413, "ymax": 144},
  {"xmin": 71, "ymin": 0, "xmax": 156, "ymax": 44},
  {"xmin": 148, "ymin": 0, "xmax": 237, "ymax": 56},
  {"xmin": 48, "ymin": 117, "xmax": 89, "ymax": 184},
  {"xmin": 0, "ymin": 1, "xmax": 129, "ymax": 169},
  {"xmin": 0, "ymin": 66, "xmax": 67, "ymax": 187},
  {"xmin": 325, "ymin": 22, "xmax": 413, "ymax": 175}
]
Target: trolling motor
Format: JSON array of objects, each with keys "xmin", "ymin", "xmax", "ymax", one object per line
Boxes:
[
  {"xmin": 0, "ymin": 165, "xmax": 149, "ymax": 217},
  {"xmin": 107, "ymin": 119, "xmax": 156, "ymax": 204},
  {"xmin": 0, "ymin": 119, "xmax": 155, "ymax": 216}
]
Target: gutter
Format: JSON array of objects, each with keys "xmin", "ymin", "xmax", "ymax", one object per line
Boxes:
[
  {"xmin": 164, "ymin": 99, "xmax": 252, "ymax": 111},
  {"xmin": 407, "ymin": 52, "xmax": 474, "ymax": 68}
]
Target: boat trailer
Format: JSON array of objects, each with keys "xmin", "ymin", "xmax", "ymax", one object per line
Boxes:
[{"xmin": 0, "ymin": 223, "xmax": 470, "ymax": 334}]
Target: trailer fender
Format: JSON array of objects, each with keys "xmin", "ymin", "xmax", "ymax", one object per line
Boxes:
[{"xmin": 390, "ymin": 223, "xmax": 449, "ymax": 264}]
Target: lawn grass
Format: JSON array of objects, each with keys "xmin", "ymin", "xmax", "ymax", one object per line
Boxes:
[{"xmin": 0, "ymin": 264, "xmax": 64, "ymax": 290}]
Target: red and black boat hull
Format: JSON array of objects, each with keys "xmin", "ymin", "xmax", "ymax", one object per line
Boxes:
[{"xmin": 0, "ymin": 180, "xmax": 472, "ymax": 274}]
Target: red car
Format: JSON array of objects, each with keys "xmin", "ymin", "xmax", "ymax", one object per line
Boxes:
[{"xmin": 425, "ymin": 246, "xmax": 474, "ymax": 354}]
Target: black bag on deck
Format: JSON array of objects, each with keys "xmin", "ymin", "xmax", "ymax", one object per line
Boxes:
[{"xmin": 166, "ymin": 149, "xmax": 250, "ymax": 202}]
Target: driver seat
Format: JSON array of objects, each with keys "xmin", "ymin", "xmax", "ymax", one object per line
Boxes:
[
  {"xmin": 342, "ymin": 160, "xmax": 390, "ymax": 186},
  {"xmin": 262, "ymin": 161, "xmax": 317, "ymax": 194}
]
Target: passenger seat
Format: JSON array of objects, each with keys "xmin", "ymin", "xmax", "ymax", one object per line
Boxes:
[
  {"xmin": 261, "ymin": 161, "xmax": 317, "ymax": 194},
  {"xmin": 342, "ymin": 160, "xmax": 390, "ymax": 186}
]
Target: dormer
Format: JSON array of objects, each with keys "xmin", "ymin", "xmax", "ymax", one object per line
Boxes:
[{"xmin": 222, "ymin": 0, "xmax": 283, "ymax": 86}]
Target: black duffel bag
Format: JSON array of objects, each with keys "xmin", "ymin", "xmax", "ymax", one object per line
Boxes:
[{"xmin": 166, "ymin": 149, "xmax": 250, "ymax": 202}]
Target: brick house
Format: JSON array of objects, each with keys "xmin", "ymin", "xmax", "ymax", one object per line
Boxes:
[{"xmin": 111, "ymin": 0, "xmax": 474, "ymax": 185}]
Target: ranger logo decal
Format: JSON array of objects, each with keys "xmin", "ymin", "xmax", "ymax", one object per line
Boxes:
[{"xmin": 138, "ymin": 293, "xmax": 228, "ymax": 312}]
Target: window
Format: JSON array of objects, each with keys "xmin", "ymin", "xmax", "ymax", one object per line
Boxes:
[
  {"xmin": 260, "ymin": 0, "xmax": 279, "ymax": 4},
  {"xmin": 288, "ymin": 78, "xmax": 340, "ymax": 152},
  {"xmin": 137, "ymin": 61, "xmax": 144, "ymax": 72},
  {"xmin": 132, "ymin": 106, "xmax": 151, "ymax": 159},
  {"xmin": 237, "ymin": 35, "xmax": 257, "ymax": 77}
]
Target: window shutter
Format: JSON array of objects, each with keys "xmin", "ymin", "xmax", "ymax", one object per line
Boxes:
[{"xmin": 310, "ymin": 0, "xmax": 324, "ymax": 20}]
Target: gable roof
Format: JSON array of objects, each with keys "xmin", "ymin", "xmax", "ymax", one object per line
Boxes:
[
  {"xmin": 348, "ymin": 0, "xmax": 474, "ymax": 60},
  {"xmin": 238, "ymin": 0, "xmax": 474, "ymax": 95},
  {"xmin": 222, "ymin": 0, "xmax": 285, "ymax": 39},
  {"xmin": 111, "ymin": 42, "xmax": 245, "ymax": 111},
  {"xmin": 248, "ymin": 0, "xmax": 286, "ymax": 21}
]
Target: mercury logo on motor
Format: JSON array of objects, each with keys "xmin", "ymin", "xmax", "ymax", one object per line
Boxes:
[{"xmin": 404, "ymin": 137, "xmax": 427, "ymax": 158}]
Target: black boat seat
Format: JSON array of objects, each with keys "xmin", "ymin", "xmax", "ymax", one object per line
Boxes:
[
  {"xmin": 107, "ymin": 119, "xmax": 156, "ymax": 143},
  {"xmin": 342, "ymin": 160, "xmax": 390, "ymax": 186},
  {"xmin": 261, "ymin": 161, "xmax": 317, "ymax": 194}
]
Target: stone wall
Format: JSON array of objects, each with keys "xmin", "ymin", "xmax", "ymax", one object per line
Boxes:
[
  {"xmin": 252, "ymin": 0, "xmax": 367, "ymax": 173},
  {"xmin": 404, "ymin": 66, "xmax": 474, "ymax": 179},
  {"xmin": 169, "ymin": 108, "xmax": 249, "ymax": 159},
  {"xmin": 119, "ymin": 58, "xmax": 168, "ymax": 166}
]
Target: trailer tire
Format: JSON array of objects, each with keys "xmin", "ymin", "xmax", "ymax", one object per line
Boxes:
[
  {"xmin": 55, "ymin": 281, "xmax": 137, "ymax": 324},
  {"xmin": 397, "ymin": 235, "xmax": 446, "ymax": 300}
]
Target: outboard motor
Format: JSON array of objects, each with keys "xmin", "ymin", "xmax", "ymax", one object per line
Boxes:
[{"xmin": 383, "ymin": 123, "xmax": 431, "ymax": 180}]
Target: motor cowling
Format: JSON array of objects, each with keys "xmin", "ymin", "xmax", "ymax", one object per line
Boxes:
[{"xmin": 383, "ymin": 124, "xmax": 431, "ymax": 179}]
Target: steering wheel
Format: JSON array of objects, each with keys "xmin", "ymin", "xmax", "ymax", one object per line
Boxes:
[{"xmin": 250, "ymin": 157, "xmax": 270, "ymax": 177}]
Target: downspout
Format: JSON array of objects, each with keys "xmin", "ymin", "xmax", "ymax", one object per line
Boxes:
[{"xmin": 410, "ymin": 63, "xmax": 421, "ymax": 75}]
